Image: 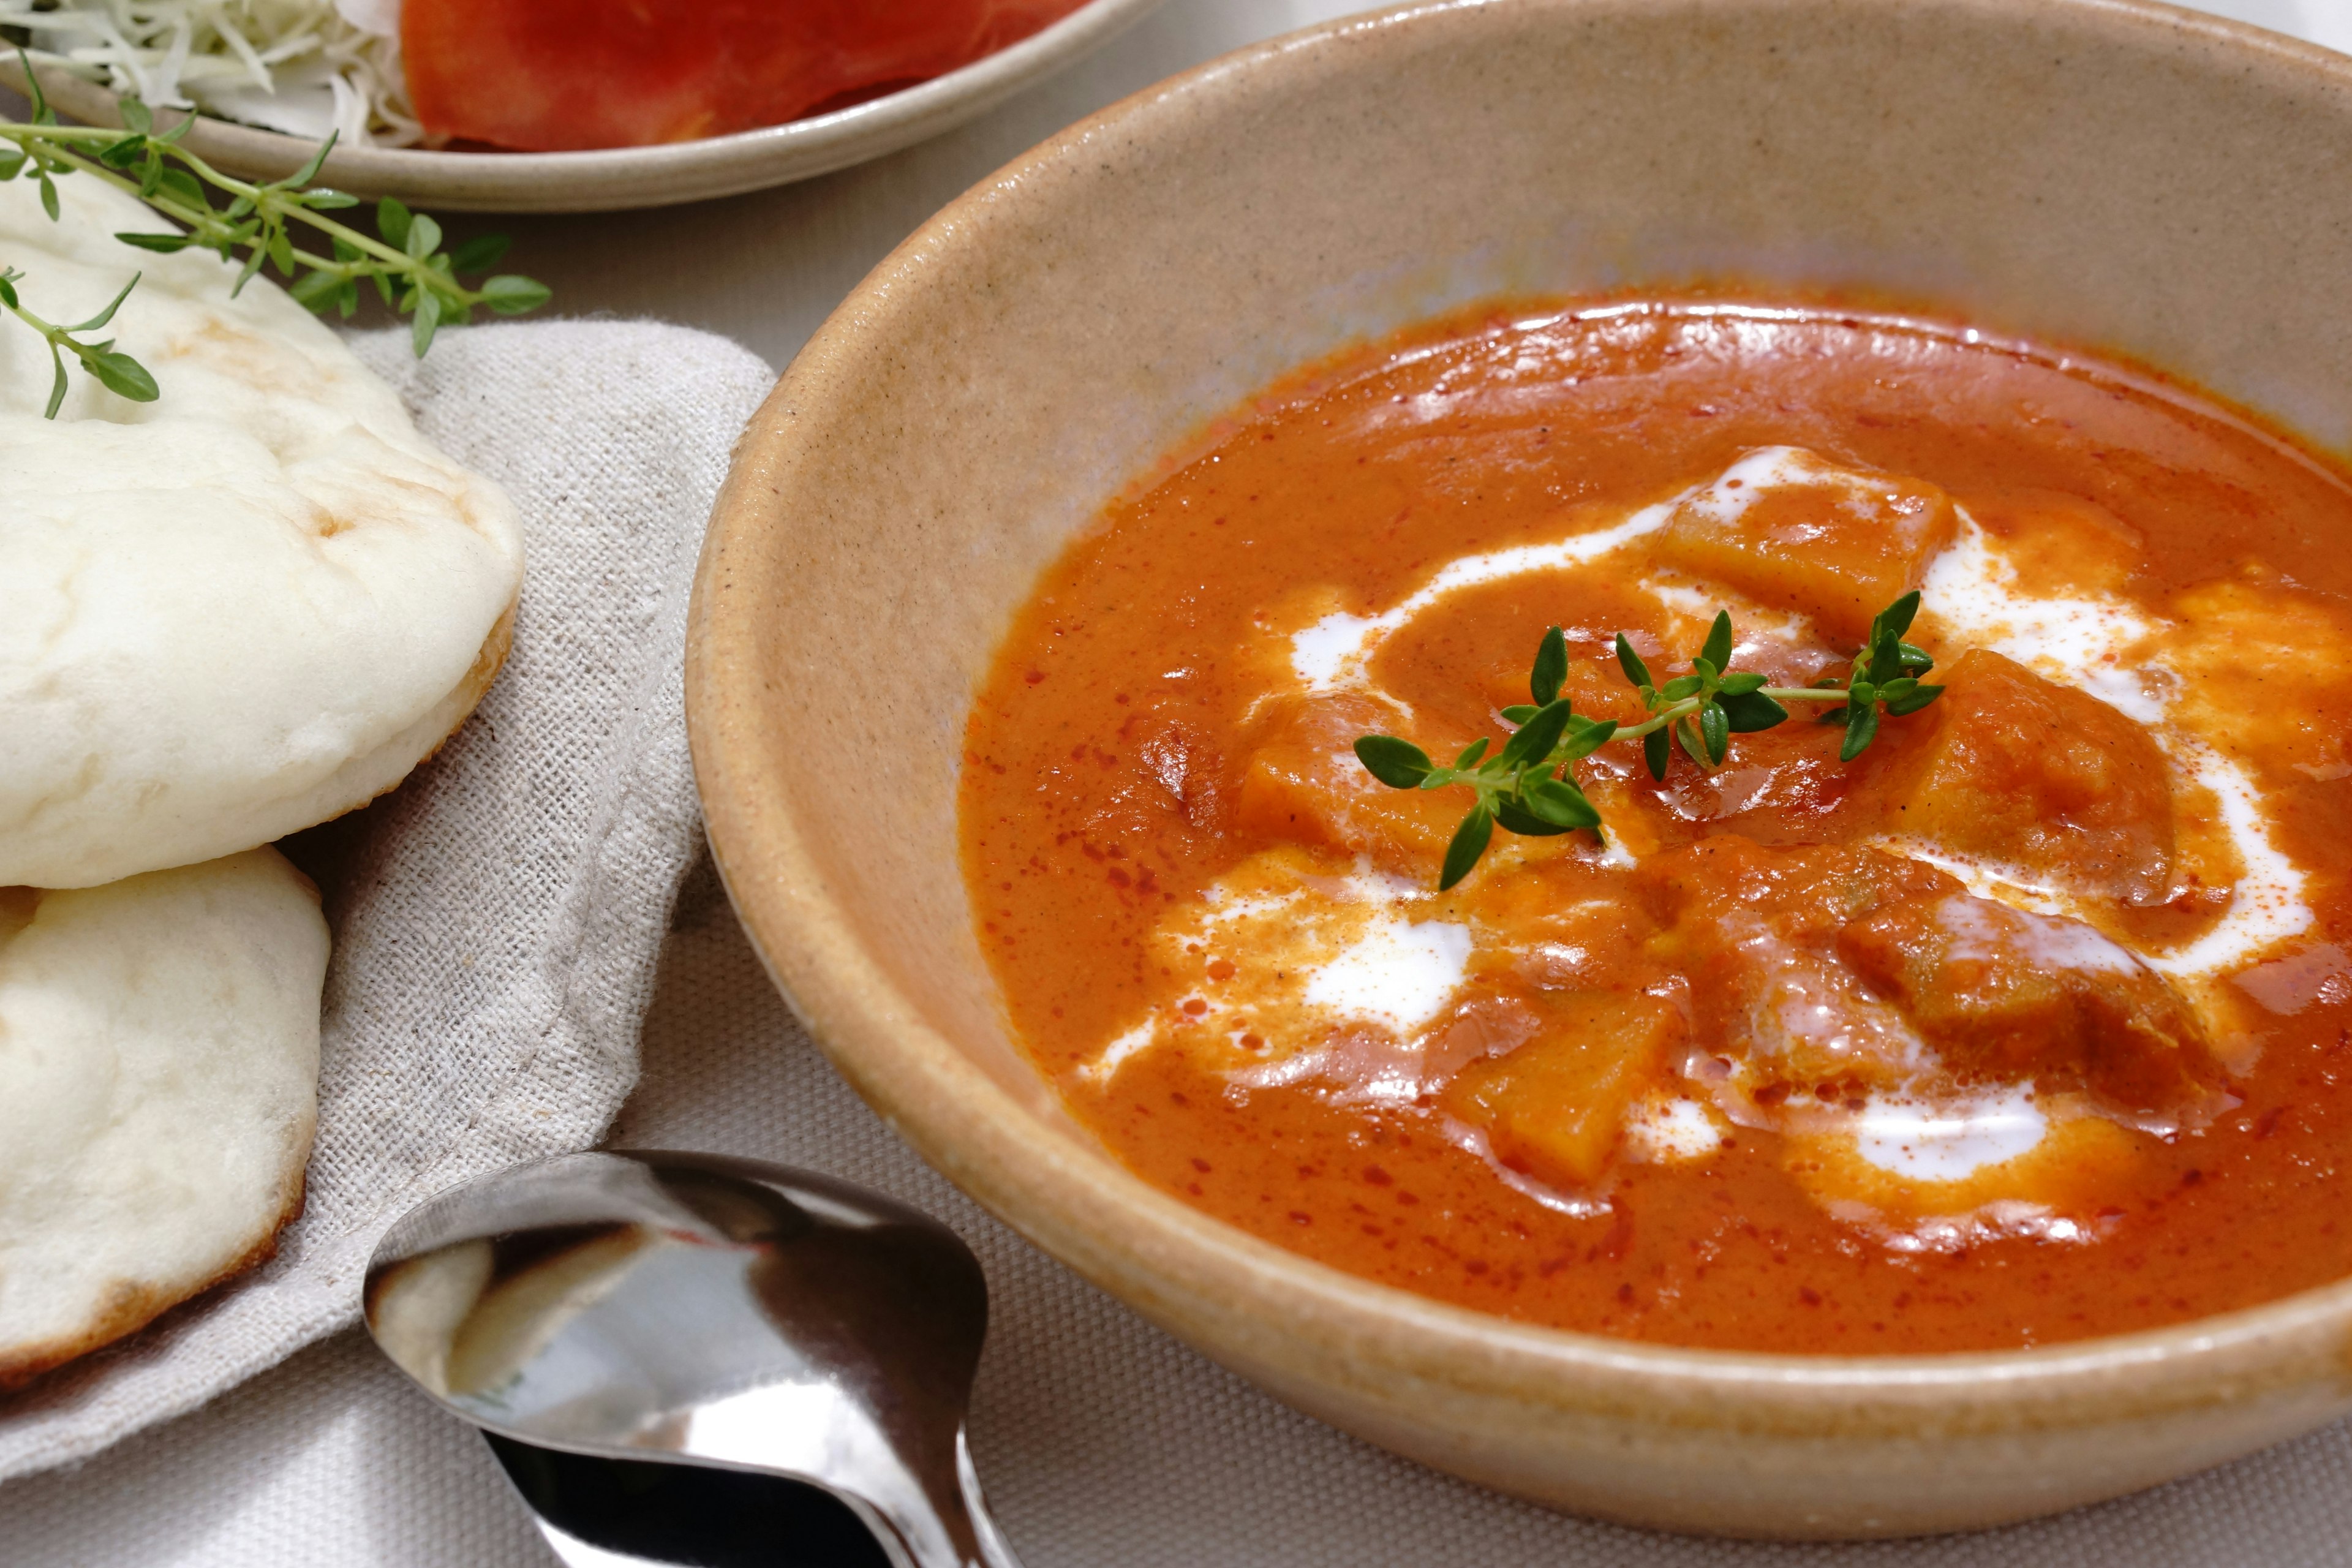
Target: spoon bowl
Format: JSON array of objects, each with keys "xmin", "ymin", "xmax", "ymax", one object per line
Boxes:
[{"xmin": 363, "ymin": 1150, "xmax": 1019, "ymax": 1568}]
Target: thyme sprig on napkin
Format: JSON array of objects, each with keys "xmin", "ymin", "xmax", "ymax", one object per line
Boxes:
[
  {"xmin": 1354, "ymin": 592, "xmax": 1944, "ymax": 888},
  {"xmin": 1, "ymin": 48, "xmax": 549, "ymax": 415}
]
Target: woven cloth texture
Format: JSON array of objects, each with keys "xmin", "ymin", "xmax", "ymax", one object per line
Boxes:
[
  {"xmin": 0, "ymin": 319, "xmax": 775, "ymax": 1484},
  {"xmin": 4, "ymin": 864, "xmax": 2351, "ymax": 1563}
]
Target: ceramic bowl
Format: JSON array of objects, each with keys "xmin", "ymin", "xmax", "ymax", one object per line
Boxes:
[
  {"xmin": 688, "ymin": 0, "xmax": 2352, "ymax": 1538},
  {"xmin": 0, "ymin": 0, "xmax": 1166, "ymax": 213}
]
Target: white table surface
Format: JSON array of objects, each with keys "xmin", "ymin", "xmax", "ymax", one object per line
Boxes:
[{"xmin": 10, "ymin": 1, "xmax": 2352, "ymax": 1562}]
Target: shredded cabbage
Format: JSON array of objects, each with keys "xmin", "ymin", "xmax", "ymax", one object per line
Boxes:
[{"xmin": 0, "ymin": 0, "xmax": 422, "ymax": 147}]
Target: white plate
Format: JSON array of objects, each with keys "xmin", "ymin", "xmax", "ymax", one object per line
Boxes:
[{"xmin": 0, "ymin": 0, "xmax": 1167, "ymax": 213}]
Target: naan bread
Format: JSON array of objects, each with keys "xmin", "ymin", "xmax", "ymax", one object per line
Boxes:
[
  {"xmin": 0, "ymin": 849, "xmax": 328, "ymax": 1387},
  {"xmin": 0, "ymin": 173, "xmax": 523, "ymax": 888}
]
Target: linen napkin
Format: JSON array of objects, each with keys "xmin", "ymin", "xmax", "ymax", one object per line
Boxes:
[{"xmin": 0, "ymin": 318, "xmax": 775, "ymax": 1482}]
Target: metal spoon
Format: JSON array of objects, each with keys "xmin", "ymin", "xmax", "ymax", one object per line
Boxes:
[{"xmin": 363, "ymin": 1149, "xmax": 1023, "ymax": 1568}]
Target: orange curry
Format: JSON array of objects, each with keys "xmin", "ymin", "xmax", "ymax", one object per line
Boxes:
[{"xmin": 959, "ymin": 300, "xmax": 2352, "ymax": 1353}]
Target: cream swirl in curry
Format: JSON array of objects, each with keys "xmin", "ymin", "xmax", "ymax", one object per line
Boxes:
[{"xmin": 962, "ymin": 300, "xmax": 2352, "ymax": 1352}]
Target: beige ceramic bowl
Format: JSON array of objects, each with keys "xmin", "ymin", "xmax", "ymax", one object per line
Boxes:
[
  {"xmin": 0, "ymin": 0, "xmax": 1164, "ymax": 213},
  {"xmin": 690, "ymin": 0, "xmax": 2352, "ymax": 1539}
]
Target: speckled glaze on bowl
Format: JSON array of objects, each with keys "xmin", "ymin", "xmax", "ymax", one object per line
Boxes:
[
  {"xmin": 0, "ymin": 0, "xmax": 1165, "ymax": 213},
  {"xmin": 688, "ymin": 0, "xmax": 2352, "ymax": 1538}
]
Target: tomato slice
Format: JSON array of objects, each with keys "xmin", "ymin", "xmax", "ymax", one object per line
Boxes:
[{"xmin": 402, "ymin": 0, "xmax": 1093, "ymax": 152}]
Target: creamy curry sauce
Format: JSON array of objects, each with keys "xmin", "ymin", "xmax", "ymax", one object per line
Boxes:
[{"xmin": 959, "ymin": 300, "xmax": 2352, "ymax": 1352}]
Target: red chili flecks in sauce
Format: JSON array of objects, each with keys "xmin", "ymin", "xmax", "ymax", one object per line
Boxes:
[{"xmin": 960, "ymin": 298, "xmax": 2352, "ymax": 1354}]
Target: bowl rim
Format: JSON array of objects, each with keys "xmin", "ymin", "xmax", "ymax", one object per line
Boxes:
[
  {"xmin": 689, "ymin": 0, "xmax": 2352, "ymax": 1418},
  {"xmin": 0, "ymin": 0, "xmax": 1169, "ymax": 211}
]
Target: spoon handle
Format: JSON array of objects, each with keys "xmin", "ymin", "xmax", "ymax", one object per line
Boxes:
[
  {"xmin": 958, "ymin": 1431, "xmax": 1028, "ymax": 1568},
  {"xmin": 862, "ymin": 1428, "xmax": 1027, "ymax": 1568},
  {"xmin": 529, "ymin": 1517, "xmax": 689, "ymax": 1568}
]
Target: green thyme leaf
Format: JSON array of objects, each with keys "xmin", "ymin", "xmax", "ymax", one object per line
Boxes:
[
  {"xmin": 1859, "ymin": 590, "xmax": 1921, "ymax": 688},
  {"xmin": 403, "ymin": 211, "xmax": 443, "ymax": 262},
  {"xmin": 87, "ymin": 348, "xmax": 157, "ymax": 402},
  {"xmin": 1500, "ymin": 704, "xmax": 1538, "ymax": 724},
  {"xmin": 1643, "ymin": 726, "xmax": 1671, "ymax": 781},
  {"xmin": 1885, "ymin": 682, "xmax": 1945, "ymax": 716},
  {"xmin": 1354, "ymin": 736, "xmax": 1434, "ymax": 790},
  {"xmin": 1699, "ymin": 610, "xmax": 1734, "ymax": 673},
  {"xmin": 480, "ymin": 274, "xmax": 553, "ymax": 315},
  {"xmin": 1455, "ymin": 738, "xmax": 1490, "ymax": 768},
  {"xmin": 409, "ymin": 287, "xmax": 442, "ymax": 357},
  {"xmin": 1494, "ymin": 797, "xmax": 1572, "ymax": 837},
  {"xmin": 1841, "ymin": 697, "xmax": 1881, "ymax": 761},
  {"xmin": 375, "ymin": 195, "xmax": 413, "ymax": 249},
  {"xmin": 1439, "ymin": 805, "xmax": 1494, "ymax": 890},
  {"xmin": 231, "ymin": 242, "xmax": 266, "ymax": 295},
  {"xmin": 1555, "ymin": 715, "xmax": 1619, "ymax": 761},
  {"xmin": 1675, "ymin": 715, "xmax": 1709, "ymax": 770},
  {"xmin": 1716, "ymin": 688, "xmax": 1789, "ymax": 733},
  {"xmin": 1524, "ymin": 776, "xmax": 1602, "ymax": 830},
  {"xmin": 1531, "ymin": 625, "xmax": 1567, "ymax": 706},
  {"xmin": 63, "ymin": 274, "xmax": 139, "ymax": 333},
  {"xmin": 449, "ymin": 233, "xmax": 513, "ymax": 275},
  {"xmin": 1875, "ymin": 590, "xmax": 1922, "ymax": 642},
  {"xmin": 1616, "ymin": 633, "xmax": 1652, "ymax": 690},
  {"xmin": 1500, "ymin": 696, "xmax": 1577, "ymax": 767},
  {"xmin": 1700, "ymin": 701, "xmax": 1730, "ymax": 765},
  {"xmin": 287, "ymin": 268, "xmax": 345, "ymax": 309},
  {"xmin": 285, "ymin": 132, "xmax": 337, "ymax": 189},
  {"xmin": 1871, "ymin": 635, "xmax": 1904, "ymax": 690}
]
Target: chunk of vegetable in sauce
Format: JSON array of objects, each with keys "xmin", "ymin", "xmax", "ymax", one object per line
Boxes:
[
  {"xmin": 1233, "ymin": 694, "xmax": 1458, "ymax": 871},
  {"xmin": 1860, "ymin": 648, "xmax": 2177, "ymax": 904},
  {"xmin": 1838, "ymin": 894, "xmax": 2220, "ymax": 1118},
  {"xmin": 1440, "ymin": 995, "xmax": 1685, "ymax": 1188},
  {"xmin": 962, "ymin": 298, "xmax": 2352, "ymax": 1352},
  {"xmin": 1649, "ymin": 448, "xmax": 1958, "ymax": 644}
]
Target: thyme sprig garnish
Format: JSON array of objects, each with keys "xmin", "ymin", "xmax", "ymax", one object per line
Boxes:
[
  {"xmin": 2, "ymin": 49, "xmax": 549, "ymax": 415},
  {"xmin": 1353, "ymin": 592, "xmax": 1945, "ymax": 888},
  {"xmin": 0, "ymin": 263, "xmax": 153, "ymax": 415}
]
